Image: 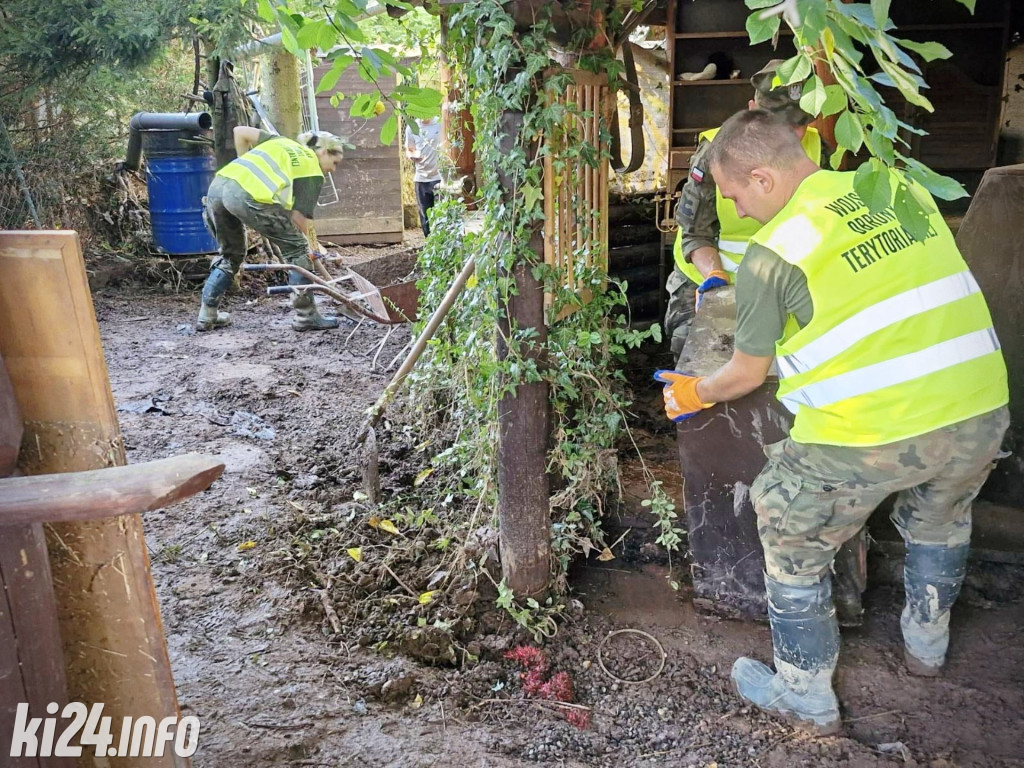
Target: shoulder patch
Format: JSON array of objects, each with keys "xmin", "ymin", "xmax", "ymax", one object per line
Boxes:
[{"xmin": 690, "ymin": 166, "xmax": 705, "ymax": 183}]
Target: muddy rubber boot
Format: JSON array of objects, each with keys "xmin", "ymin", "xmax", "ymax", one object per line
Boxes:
[
  {"xmin": 732, "ymin": 574, "xmax": 841, "ymax": 735},
  {"xmin": 291, "ymin": 292, "xmax": 339, "ymax": 331},
  {"xmin": 901, "ymin": 542, "xmax": 969, "ymax": 676},
  {"xmin": 196, "ymin": 267, "xmax": 233, "ymax": 331}
]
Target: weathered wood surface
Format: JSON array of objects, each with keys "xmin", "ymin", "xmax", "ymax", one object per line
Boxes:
[
  {"xmin": 0, "ymin": 230, "xmax": 189, "ymax": 768},
  {"xmin": 956, "ymin": 164, "xmax": 1024, "ymax": 508},
  {"xmin": 0, "ymin": 356, "xmax": 72, "ymax": 767},
  {"xmin": 0, "ymin": 526, "xmax": 73, "ymax": 767},
  {"xmin": 313, "ymin": 64, "xmax": 403, "ymax": 242},
  {"xmin": 0, "ymin": 454, "xmax": 224, "ymax": 525}
]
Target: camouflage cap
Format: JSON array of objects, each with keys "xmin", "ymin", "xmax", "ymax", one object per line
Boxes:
[
  {"xmin": 750, "ymin": 60, "xmax": 814, "ymax": 127},
  {"xmin": 298, "ymin": 130, "xmax": 347, "ymax": 155}
]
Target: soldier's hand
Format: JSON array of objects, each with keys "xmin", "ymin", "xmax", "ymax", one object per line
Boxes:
[
  {"xmin": 695, "ymin": 269, "xmax": 731, "ymax": 312},
  {"xmin": 653, "ymin": 370, "xmax": 715, "ymax": 422}
]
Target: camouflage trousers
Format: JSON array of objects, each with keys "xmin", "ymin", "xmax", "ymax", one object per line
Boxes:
[
  {"xmin": 664, "ymin": 267, "xmax": 695, "ymax": 358},
  {"xmin": 751, "ymin": 406, "xmax": 1010, "ymax": 586},
  {"xmin": 203, "ymin": 176, "xmax": 311, "ymax": 275}
]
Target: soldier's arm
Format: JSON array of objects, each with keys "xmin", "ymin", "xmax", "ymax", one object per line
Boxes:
[
  {"xmin": 676, "ymin": 140, "xmax": 723, "ymax": 278},
  {"xmin": 232, "ymin": 126, "xmax": 263, "ymax": 156}
]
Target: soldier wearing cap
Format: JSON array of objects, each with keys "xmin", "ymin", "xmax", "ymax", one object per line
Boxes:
[
  {"xmin": 197, "ymin": 126, "xmax": 347, "ymax": 332},
  {"xmin": 665, "ymin": 60, "xmax": 824, "ymax": 357}
]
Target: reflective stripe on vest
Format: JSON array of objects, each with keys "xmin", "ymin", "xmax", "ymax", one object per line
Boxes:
[
  {"xmin": 776, "ymin": 270, "xmax": 982, "ymax": 378},
  {"xmin": 217, "ymin": 137, "xmax": 322, "ymax": 210},
  {"xmin": 750, "ymin": 169, "xmax": 1007, "ymax": 446},
  {"xmin": 780, "ymin": 328, "xmax": 1001, "ymax": 413},
  {"xmin": 675, "ymin": 126, "xmax": 821, "ymax": 285}
]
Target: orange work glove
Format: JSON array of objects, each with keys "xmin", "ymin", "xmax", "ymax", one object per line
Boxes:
[
  {"xmin": 653, "ymin": 370, "xmax": 716, "ymax": 422},
  {"xmin": 694, "ymin": 269, "xmax": 731, "ymax": 312}
]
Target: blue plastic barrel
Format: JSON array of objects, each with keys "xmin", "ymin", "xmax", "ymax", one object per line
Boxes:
[{"xmin": 144, "ymin": 129, "xmax": 218, "ymax": 255}]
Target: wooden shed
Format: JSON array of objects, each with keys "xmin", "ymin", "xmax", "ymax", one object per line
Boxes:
[{"xmin": 312, "ymin": 63, "xmax": 404, "ymax": 245}]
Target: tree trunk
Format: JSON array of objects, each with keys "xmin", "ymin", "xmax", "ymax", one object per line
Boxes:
[{"xmin": 261, "ymin": 49, "xmax": 303, "ymax": 139}]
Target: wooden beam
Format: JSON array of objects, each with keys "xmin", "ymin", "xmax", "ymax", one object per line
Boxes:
[
  {"xmin": 0, "ymin": 231, "xmax": 190, "ymax": 768},
  {"xmin": 0, "ymin": 455, "xmax": 224, "ymax": 525},
  {"xmin": 496, "ymin": 107, "xmax": 551, "ymax": 598}
]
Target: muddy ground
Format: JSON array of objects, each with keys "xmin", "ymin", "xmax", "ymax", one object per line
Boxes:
[{"xmin": 92, "ymin": 243, "xmax": 1024, "ymax": 768}]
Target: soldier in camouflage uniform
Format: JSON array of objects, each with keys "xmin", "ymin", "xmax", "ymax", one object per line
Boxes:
[
  {"xmin": 656, "ymin": 110, "xmax": 1010, "ymax": 735},
  {"xmin": 666, "ymin": 60, "xmax": 824, "ymax": 357},
  {"xmin": 199, "ymin": 126, "xmax": 346, "ymax": 332}
]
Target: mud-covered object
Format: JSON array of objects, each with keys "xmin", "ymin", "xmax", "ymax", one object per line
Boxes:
[
  {"xmin": 662, "ymin": 268, "xmax": 695, "ymax": 357},
  {"xmin": 732, "ymin": 574, "xmax": 840, "ymax": 734},
  {"xmin": 902, "ymin": 541, "xmax": 970, "ymax": 670},
  {"xmin": 203, "ymin": 175, "xmax": 308, "ymax": 274},
  {"xmin": 752, "ymin": 406, "xmax": 1009, "ymax": 586}
]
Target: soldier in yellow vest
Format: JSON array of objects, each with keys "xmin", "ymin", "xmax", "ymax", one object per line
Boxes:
[
  {"xmin": 666, "ymin": 60, "xmax": 823, "ymax": 357},
  {"xmin": 656, "ymin": 110, "xmax": 1009, "ymax": 734},
  {"xmin": 198, "ymin": 127, "xmax": 345, "ymax": 332}
]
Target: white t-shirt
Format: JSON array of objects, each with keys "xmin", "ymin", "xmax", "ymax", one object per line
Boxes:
[{"xmin": 405, "ymin": 119, "xmax": 442, "ymax": 183}]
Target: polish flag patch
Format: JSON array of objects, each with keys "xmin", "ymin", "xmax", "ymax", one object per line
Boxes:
[{"xmin": 690, "ymin": 167, "xmax": 705, "ymax": 183}]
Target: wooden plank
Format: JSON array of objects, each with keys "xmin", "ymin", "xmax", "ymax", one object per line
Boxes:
[
  {"xmin": 0, "ymin": 454, "xmax": 225, "ymax": 525},
  {"xmin": 1, "ymin": 355, "xmax": 21, "ymax": 476},
  {"xmin": 0, "ymin": 561, "xmax": 38, "ymax": 768},
  {"xmin": 314, "ymin": 215, "xmax": 404, "ymax": 237},
  {"xmin": 0, "ymin": 231, "xmax": 188, "ymax": 768},
  {"xmin": 0, "ymin": 525, "xmax": 73, "ymax": 768}
]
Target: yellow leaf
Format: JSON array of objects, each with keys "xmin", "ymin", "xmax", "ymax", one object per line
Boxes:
[
  {"xmin": 418, "ymin": 590, "xmax": 437, "ymax": 605},
  {"xmin": 237, "ymin": 541, "xmax": 257, "ymax": 552},
  {"xmin": 413, "ymin": 468, "xmax": 435, "ymax": 486},
  {"xmin": 410, "ymin": 694, "xmax": 423, "ymax": 709},
  {"xmin": 378, "ymin": 519, "xmax": 400, "ymax": 535},
  {"xmin": 823, "ymin": 27, "xmax": 835, "ymax": 59},
  {"xmin": 466, "ymin": 273, "xmax": 478, "ymax": 289},
  {"xmin": 368, "ymin": 515, "xmax": 381, "ymax": 529},
  {"xmin": 347, "ymin": 547, "xmax": 362, "ymax": 562},
  {"xmin": 597, "ymin": 547, "xmax": 615, "ymax": 561}
]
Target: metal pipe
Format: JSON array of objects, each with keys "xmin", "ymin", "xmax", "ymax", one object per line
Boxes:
[{"xmin": 124, "ymin": 112, "xmax": 213, "ymax": 171}]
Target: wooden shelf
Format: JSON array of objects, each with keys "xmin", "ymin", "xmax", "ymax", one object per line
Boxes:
[
  {"xmin": 674, "ymin": 79, "xmax": 747, "ymax": 87},
  {"xmin": 898, "ymin": 22, "xmax": 1006, "ymax": 32},
  {"xmin": 674, "ymin": 29, "xmax": 794, "ymax": 39}
]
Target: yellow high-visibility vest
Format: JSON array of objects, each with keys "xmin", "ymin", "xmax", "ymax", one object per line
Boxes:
[
  {"xmin": 750, "ymin": 169, "xmax": 1007, "ymax": 446},
  {"xmin": 217, "ymin": 137, "xmax": 323, "ymax": 210},
  {"xmin": 674, "ymin": 127, "xmax": 822, "ymax": 285}
]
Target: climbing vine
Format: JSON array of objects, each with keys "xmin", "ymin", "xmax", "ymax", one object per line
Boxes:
[{"xmin": 381, "ymin": 1, "xmax": 679, "ymax": 633}]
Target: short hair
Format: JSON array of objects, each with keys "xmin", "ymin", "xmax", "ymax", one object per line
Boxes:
[
  {"xmin": 299, "ymin": 130, "xmax": 346, "ymax": 156},
  {"xmin": 705, "ymin": 109, "xmax": 808, "ymax": 182}
]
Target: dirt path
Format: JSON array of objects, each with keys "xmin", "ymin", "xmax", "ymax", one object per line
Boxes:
[{"xmin": 93, "ymin": 280, "xmax": 1024, "ymax": 768}]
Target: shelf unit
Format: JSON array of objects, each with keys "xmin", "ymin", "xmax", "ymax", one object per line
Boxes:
[{"xmin": 666, "ymin": 0, "xmax": 1012, "ymax": 196}]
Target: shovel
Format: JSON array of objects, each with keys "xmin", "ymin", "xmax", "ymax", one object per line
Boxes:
[{"xmin": 357, "ymin": 255, "xmax": 477, "ymax": 503}]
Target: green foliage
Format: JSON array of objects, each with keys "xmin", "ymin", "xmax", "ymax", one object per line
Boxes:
[
  {"xmin": 384, "ymin": 1, "xmax": 669, "ymax": 626},
  {"xmin": 744, "ymin": 0, "xmax": 973, "ymax": 236},
  {"xmin": 258, "ymin": 0, "xmax": 443, "ymax": 144}
]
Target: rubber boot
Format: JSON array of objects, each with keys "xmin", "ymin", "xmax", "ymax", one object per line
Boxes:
[
  {"xmin": 901, "ymin": 542, "xmax": 969, "ymax": 676},
  {"xmin": 286, "ymin": 271, "xmax": 339, "ymax": 331},
  {"xmin": 197, "ymin": 267, "xmax": 233, "ymax": 331},
  {"xmin": 732, "ymin": 574, "xmax": 842, "ymax": 735}
]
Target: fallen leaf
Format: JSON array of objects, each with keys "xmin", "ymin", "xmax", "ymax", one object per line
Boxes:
[
  {"xmin": 247, "ymin": 487, "xmax": 259, "ymax": 498},
  {"xmin": 418, "ymin": 591, "xmax": 437, "ymax": 605},
  {"xmin": 237, "ymin": 541, "xmax": 257, "ymax": 552},
  {"xmin": 410, "ymin": 694, "xmax": 423, "ymax": 709},
  {"xmin": 242, "ymin": 508, "xmax": 253, "ymax": 514},
  {"xmin": 413, "ymin": 468, "xmax": 435, "ymax": 486},
  {"xmin": 597, "ymin": 547, "xmax": 615, "ymax": 561},
  {"xmin": 353, "ymin": 490, "xmax": 368, "ymax": 502},
  {"xmin": 378, "ymin": 519, "xmax": 400, "ymax": 535},
  {"xmin": 287, "ymin": 500, "xmax": 305, "ymax": 512},
  {"xmin": 347, "ymin": 547, "xmax": 362, "ymax": 562}
]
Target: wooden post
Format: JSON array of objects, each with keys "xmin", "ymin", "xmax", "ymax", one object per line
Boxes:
[
  {"xmin": 0, "ymin": 232, "xmax": 188, "ymax": 768},
  {"xmin": 261, "ymin": 49, "xmax": 303, "ymax": 139},
  {"xmin": 439, "ymin": 10, "xmax": 478, "ymax": 206},
  {"xmin": 496, "ymin": 108, "xmax": 551, "ymax": 598}
]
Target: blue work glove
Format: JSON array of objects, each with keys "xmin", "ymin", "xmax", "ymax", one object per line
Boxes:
[
  {"xmin": 653, "ymin": 370, "xmax": 715, "ymax": 422},
  {"xmin": 694, "ymin": 269, "xmax": 731, "ymax": 312}
]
